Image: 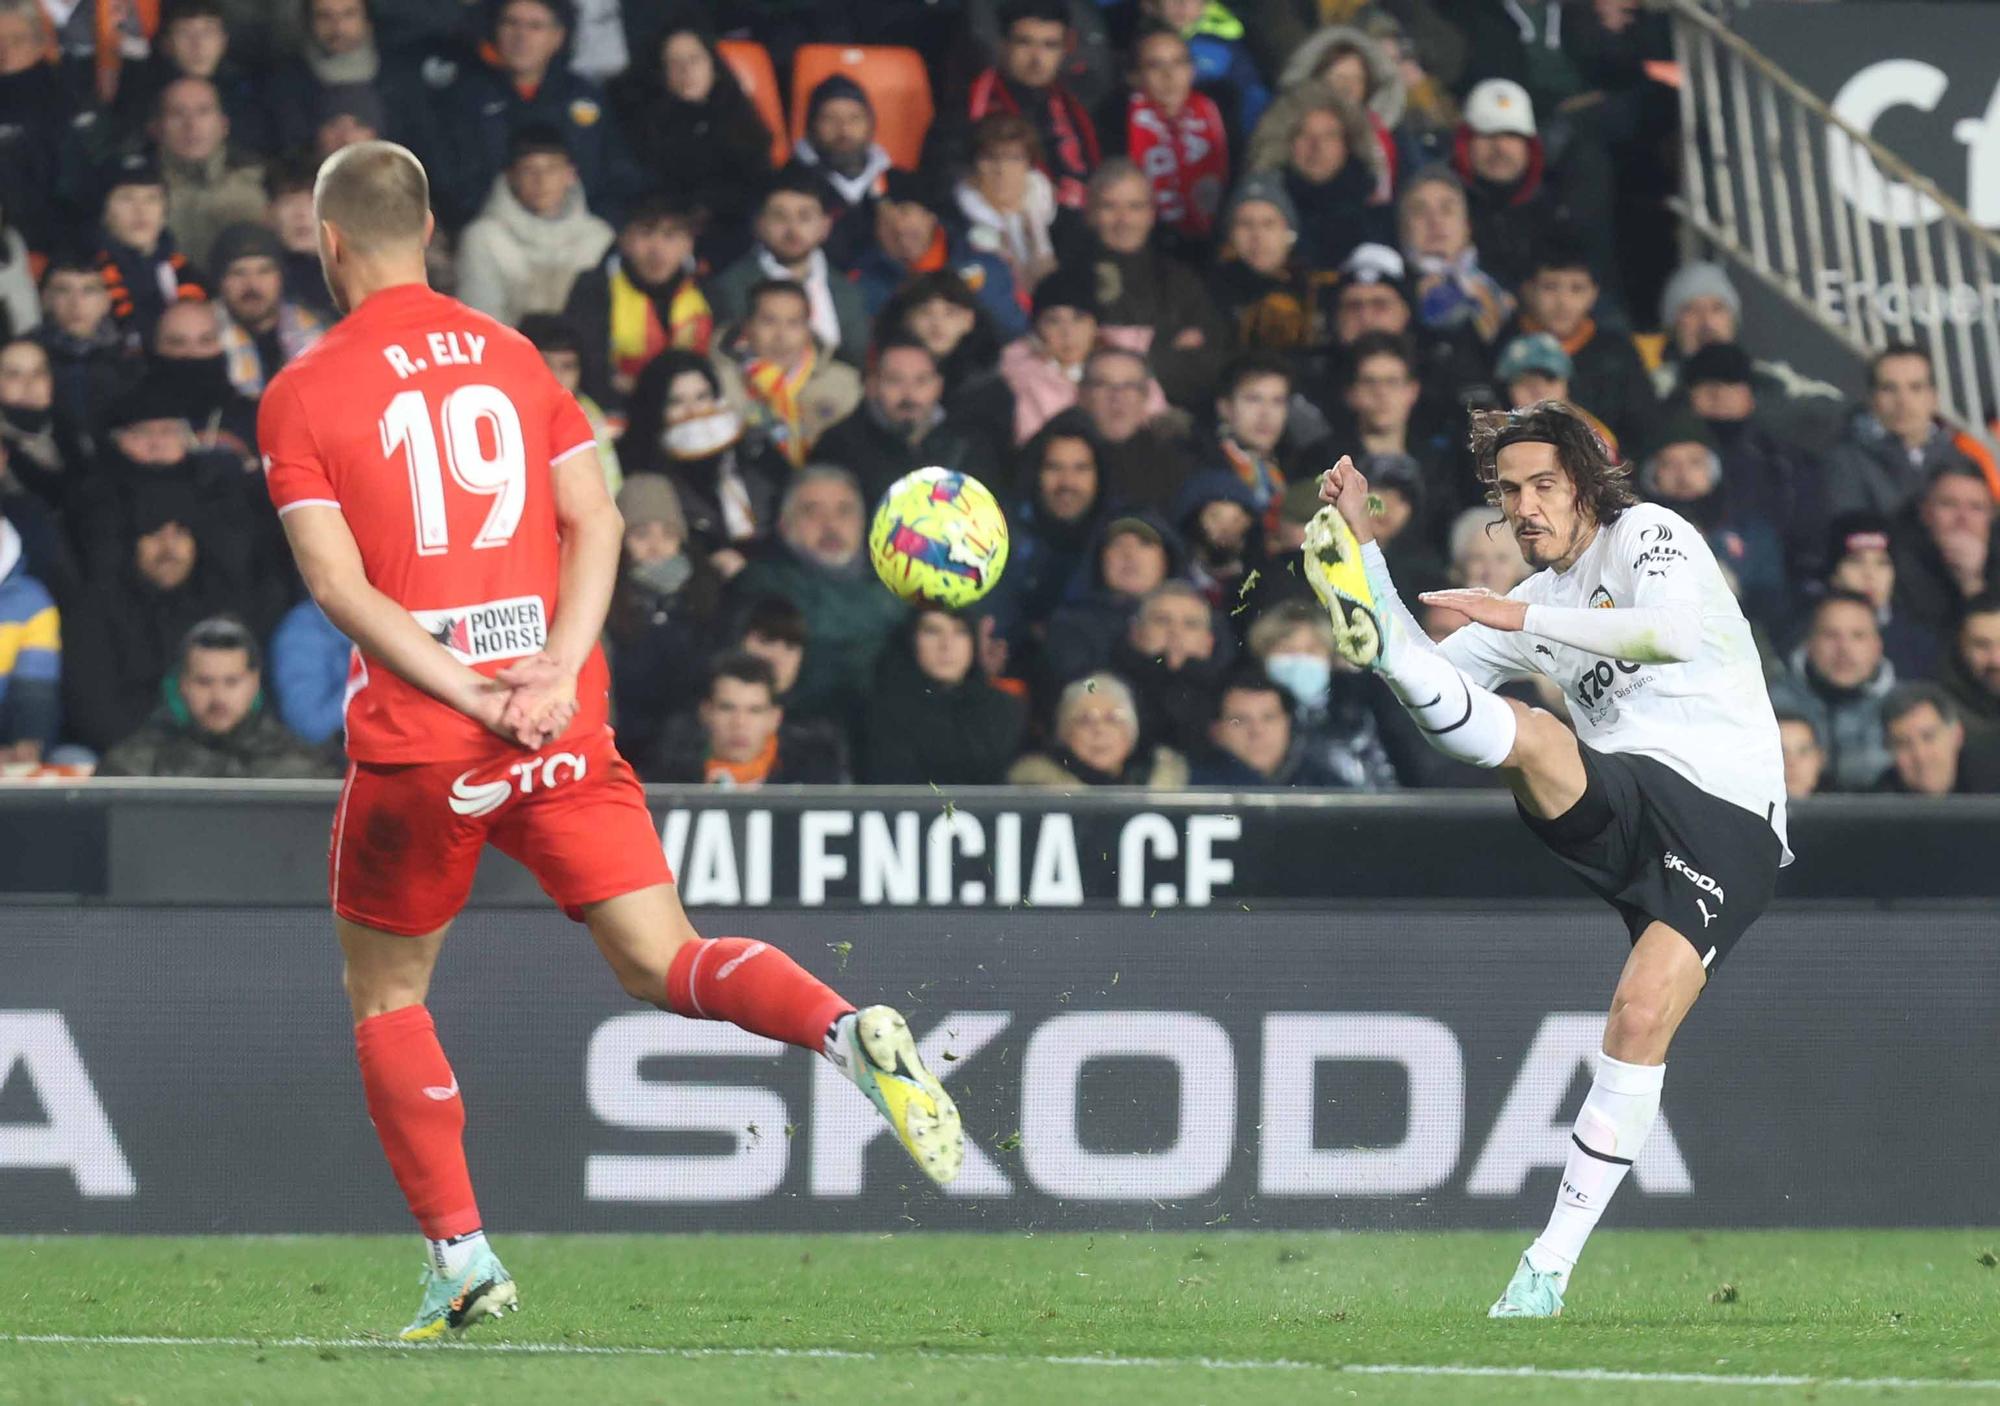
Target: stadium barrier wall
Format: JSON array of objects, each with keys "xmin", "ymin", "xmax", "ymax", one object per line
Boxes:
[{"xmin": 1, "ymin": 786, "xmax": 1994, "ymax": 1233}]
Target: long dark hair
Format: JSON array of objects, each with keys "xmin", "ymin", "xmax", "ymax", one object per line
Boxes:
[{"xmin": 1469, "ymin": 401, "xmax": 1638, "ymax": 527}]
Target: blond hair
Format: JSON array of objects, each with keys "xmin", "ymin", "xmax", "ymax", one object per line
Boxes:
[{"xmin": 314, "ymin": 141, "xmax": 430, "ymax": 256}]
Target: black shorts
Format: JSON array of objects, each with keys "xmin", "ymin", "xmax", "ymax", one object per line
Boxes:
[{"xmin": 1519, "ymin": 745, "xmax": 1782, "ymax": 974}]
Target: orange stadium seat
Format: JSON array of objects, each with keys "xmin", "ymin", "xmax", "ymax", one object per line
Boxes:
[
  {"xmin": 788, "ymin": 44, "xmax": 935, "ymax": 171},
  {"xmin": 717, "ymin": 39, "xmax": 791, "ymax": 169}
]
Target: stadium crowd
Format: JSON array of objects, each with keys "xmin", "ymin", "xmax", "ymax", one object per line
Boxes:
[{"xmin": 1, "ymin": 0, "xmax": 1997, "ymax": 796}]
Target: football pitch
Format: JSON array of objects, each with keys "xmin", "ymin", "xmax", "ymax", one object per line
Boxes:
[{"xmin": 3, "ymin": 1231, "xmax": 1996, "ymax": 1404}]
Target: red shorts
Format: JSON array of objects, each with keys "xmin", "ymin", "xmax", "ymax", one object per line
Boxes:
[{"xmin": 329, "ymin": 727, "xmax": 675, "ymax": 936}]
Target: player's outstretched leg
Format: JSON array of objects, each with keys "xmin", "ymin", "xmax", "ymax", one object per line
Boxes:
[
  {"xmin": 1491, "ymin": 922, "xmax": 1704, "ymax": 1318},
  {"xmin": 586, "ymin": 887, "xmax": 964, "ymax": 1185},
  {"xmin": 340, "ymin": 920, "xmax": 519, "ymax": 1340},
  {"xmin": 1303, "ymin": 507, "xmax": 1520, "ymax": 768}
]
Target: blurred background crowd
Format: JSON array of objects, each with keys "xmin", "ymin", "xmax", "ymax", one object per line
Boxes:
[{"xmin": 0, "ymin": 0, "xmax": 1995, "ymax": 796}]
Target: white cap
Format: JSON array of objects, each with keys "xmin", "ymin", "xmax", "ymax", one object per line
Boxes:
[{"xmin": 1464, "ymin": 79, "xmax": 1536, "ymax": 138}]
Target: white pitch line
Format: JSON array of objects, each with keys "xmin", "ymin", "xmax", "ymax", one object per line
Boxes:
[{"xmin": 3, "ymin": 1336, "xmax": 1997, "ymax": 1391}]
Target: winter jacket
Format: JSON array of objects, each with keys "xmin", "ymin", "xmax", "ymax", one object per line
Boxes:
[
  {"xmin": 606, "ymin": 557, "xmax": 723, "ymax": 767},
  {"xmin": 708, "ymin": 247, "xmax": 871, "ymax": 365},
  {"xmin": 729, "ymin": 546, "xmax": 910, "ymax": 727},
  {"xmin": 60, "ymin": 561, "xmax": 248, "ymax": 755},
  {"xmin": 812, "ymin": 402, "xmax": 1002, "ymax": 508},
  {"xmin": 32, "ymin": 321, "xmax": 137, "ymax": 459},
  {"xmin": 162, "ymin": 147, "xmax": 270, "ymax": 272},
  {"xmin": 99, "ymin": 700, "xmax": 337, "ymax": 779},
  {"xmin": 1070, "ymin": 242, "xmax": 1229, "ymax": 408},
  {"xmin": 95, "ymin": 230, "xmax": 206, "ymax": 345},
  {"xmin": 606, "ymin": 51, "xmax": 773, "ymax": 261},
  {"xmin": 0, "ymin": 59, "xmax": 75, "ymax": 250},
  {"xmin": 1890, "ymin": 509, "xmax": 2000, "ymax": 638},
  {"xmin": 0, "ymin": 524, "xmax": 59, "ymax": 751},
  {"xmin": 1110, "ymin": 636, "xmax": 1227, "ymax": 756},
  {"xmin": 563, "ymin": 258, "xmax": 715, "ymax": 409},
  {"xmin": 1096, "ymin": 424, "xmax": 1200, "ymax": 517},
  {"xmin": 1825, "ymin": 413, "xmax": 1987, "ymax": 519},
  {"xmin": 999, "ymin": 336, "xmax": 1170, "ymax": 444},
  {"xmin": 1007, "ymin": 744, "xmax": 1190, "ymax": 790},
  {"xmin": 1507, "ymin": 314, "xmax": 1654, "ymax": 449},
  {"xmin": 455, "ymin": 176, "xmax": 616, "ymax": 328},
  {"xmin": 1039, "ymin": 509, "xmax": 1189, "ymax": 689},
  {"xmin": 859, "ymin": 633, "xmax": 1028, "ymax": 786},
  {"xmin": 1767, "ymin": 648, "xmax": 1896, "ymax": 792},
  {"xmin": 853, "ymin": 231, "xmax": 1026, "ymax": 341},
  {"xmin": 268, "ymin": 596, "xmax": 352, "ymax": 747},
  {"xmin": 645, "ymin": 712, "xmax": 851, "ymax": 787},
  {"xmin": 430, "ymin": 55, "xmax": 632, "ymax": 228}
]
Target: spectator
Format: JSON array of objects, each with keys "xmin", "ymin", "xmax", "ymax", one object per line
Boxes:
[
  {"xmin": 606, "ymin": 21, "xmax": 772, "ymax": 264},
  {"xmin": 1891, "ymin": 461, "xmax": 2000, "ymax": 639},
  {"xmin": 1637, "ymin": 408, "xmax": 1787, "ymax": 632},
  {"xmin": 1339, "ymin": 330, "xmax": 1460, "ymax": 508},
  {"xmin": 622, "ymin": 349, "xmax": 783, "ymax": 566},
  {"xmin": 0, "ymin": 197, "xmax": 33, "ymax": 341},
  {"xmin": 1508, "ymin": 237, "xmax": 1650, "ymax": 448},
  {"xmin": 1822, "ymin": 511, "xmax": 1937, "ymax": 684},
  {"xmin": 729, "ymin": 467, "xmax": 909, "ymax": 726},
  {"xmin": 100, "ymin": 615, "xmax": 338, "ymax": 778},
  {"xmin": 1328, "ymin": 242, "xmax": 1486, "ymax": 423},
  {"xmin": 1191, "ymin": 667, "xmax": 1310, "ymax": 786},
  {"xmin": 648, "ymin": 650, "xmax": 849, "ymax": 787},
  {"xmin": 519, "ymin": 313, "xmax": 620, "ymax": 491},
  {"xmin": 1042, "ymin": 511, "xmax": 1181, "ymax": 685},
  {"xmin": 1775, "ymin": 708, "xmax": 1825, "ymax": 800},
  {"xmin": 1935, "ymin": 594, "xmax": 2000, "ymax": 737},
  {"xmin": 94, "ymin": 152, "xmax": 206, "ymax": 345},
  {"xmin": 1826, "ymin": 344, "xmax": 1998, "ymax": 518},
  {"xmin": 853, "ymin": 169, "xmax": 1024, "ymax": 339},
  {"xmin": 456, "ymin": 125, "xmax": 616, "ymax": 328},
  {"xmin": 61, "ymin": 480, "xmax": 252, "ymax": 754},
  {"xmin": 605, "ymin": 474, "xmax": 722, "ymax": 765},
  {"xmin": 210, "ymin": 223, "xmax": 325, "ymax": 399},
  {"xmin": 1148, "ymin": 0, "xmax": 1268, "ymax": 135},
  {"xmin": 940, "ymin": 0, "xmax": 1102, "ymax": 212},
  {"xmin": 880, "ymin": 270, "xmax": 1016, "ymax": 451},
  {"xmin": 726, "ymin": 598, "xmax": 850, "ymax": 785},
  {"xmin": 1110, "ymin": 25, "xmax": 1230, "ymax": 258},
  {"xmin": 860, "ymin": 605, "xmax": 1028, "ymax": 784},
  {"xmin": 1208, "ymin": 173, "xmax": 1311, "ymax": 355},
  {"xmin": 116, "ymin": 0, "xmax": 267, "ymax": 156},
  {"xmin": 267, "ymin": 594, "xmax": 350, "ymax": 749},
  {"xmin": 1400, "ymin": 164, "xmax": 1510, "ymax": 346},
  {"xmin": 1494, "ymin": 333, "xmax": 1618, "ymax": 458},
  {"xmin": 0, "ymin": 336, "xmax": 68, "ymax": 503},
  {"xmin": 1446, "ymin": 505, "xmax": 1531, "ymax": 594},
  {"xmin": 562, "ymin": 193, "xmax": 713, "ymax": 409},
  {"xmin": 812, "ymin": 337, "xmax": 1000, "ymax": 505},
  {"xmin": 429, "ymin": 0, "xmax": 630, "ymax": 228},
  {"xmin": 1007, "ymin": 670, "xmax": 1189, "ymax": 788},
  {"xmin": 1244, "ymin": 82, "xmax": 1390, "ymax": 273},
  {"xmin": 0, "ymin": 515, "xmax": 58, "ymax": 763},
  {"xmin": 0, "ymin": 0, "xmax": 71, "ymax": 251},
  {"xmin": 305, "ymin": 72, "xmax": 389, "ymax": 161},
  {"xmin": 1448, "ymin": 79, "xmax": 1575, "ymax": 297},
  {"xmin": 1173, "ymin": 469, "xmax": 1262, "ymax": 619},
  {"xmin": 714, "ymin": 279, "xmax": 861, "ymax": 470},
  {"xmin": 264, "ymin": 157, "xmax": 337, "ymax": 320},
  {"xmin": 710, "ymin": 169, "xmax": 869, "ymax": 364},
  {"xmin": 1002, "ymin": 264, "xmax": 1158, "ymax": 444},
  {"xmin": 998, "ymin": 409, "xmax": 1112, "ymax": 639},
  {"xmin": 1683, "ymin": 341, "xmax": 1826, "ymax": 582},
  {"xmin": 1202, "ymin": 349, "xmax": 1294, "ymax": 527},
  {"xmin": 1768, "ymin": 590, "xmax": 1896, "ymax": 792},
  {"xmin": 157, "ymin": 75, "xmax": 268, "ymax": 270},
  {"xmin": 1245, "ymin": 596, "xmax": 1406, "ymax": 788},
  {"xmin": 1076, "ymin": 345, "xmax": 1196, "ymax": 513},
  {"xmin": 1652, "ymin": 259, "xmax": 1844, "ymax": 453},
  {"xmin": 952, "ymin": 113, "xmax": 1066, "ymax": 299},
  {"xmin": 1074, "ymin": 158, "xmax": 1228, "ymax": 407},
  {"xmin": 34, "ymin": 256, "xmax": 134, "ymax": 454},
  {"xmin": 1365, "ymin": 450, "xmax": 1447, "ymax": 592},
  {"xmin": 790, "ymin": 74, "xmax": 894, "ymax": 268},
  {"xmin": 264, "ymin": 0, "xmax": 435, "ymax": 156},
  {"xmin": 1875, "ymin": 682, "xmax": 1995, "ymax": 795},
  {"xmin": 150, "ymin": 299, "xmax": 256, "ymax": 460},
  {"xmin": 1277, "ymin": 22, "xmax": 1406, "ymax": 195}
]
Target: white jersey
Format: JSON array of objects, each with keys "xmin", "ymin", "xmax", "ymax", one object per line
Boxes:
[{"xmin": 1441, "ymin": 502, "xmax": 1792, "ymax": 861}]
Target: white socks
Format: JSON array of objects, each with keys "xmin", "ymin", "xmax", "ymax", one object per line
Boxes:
[
  {"xmin": 1526, "ymin": 1053, "xmax": 1666, "ymax": 1282},
  {"xmin": 1376, "ymin": 631, "xmax": 1519, "ymax": 769},
  {"xmin": 429, "ymin": 1228, "xmax": 488, "ymax": 1278}
]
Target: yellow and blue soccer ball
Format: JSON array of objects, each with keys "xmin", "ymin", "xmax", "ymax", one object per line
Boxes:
[{"xmin": 868, "ymin": 466, "xmax": 1010, "ymax": 608}]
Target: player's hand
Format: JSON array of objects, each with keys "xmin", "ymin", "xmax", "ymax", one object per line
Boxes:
[
  {"xmin": 495, "ymin": 653, "xmax": 579, "ymax": 750},
  {"xmin": 1318, "ymin": 456, "xmax": 1376, "ymax": 541},
  {"xmin": 1417, "ymin": 587, "xmax": 1528, "ymax": 632}
]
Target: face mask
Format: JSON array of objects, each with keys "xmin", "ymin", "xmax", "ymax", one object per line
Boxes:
[
  {"xmin": 661, "ymin": 407, "xmax": 743, "ymax": 460},
  {"xmin": 628, "ymin": 552, "xmax": 692, "ymax": 597},
  {"xmin": 1266, "ymin": 652, "xmax": 1331, "ymax": 705}
]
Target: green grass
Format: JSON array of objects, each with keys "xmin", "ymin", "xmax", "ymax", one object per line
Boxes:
[{"xmin": 2, "ymin": 1232, "xmax": 1997, "ymax": 1404}]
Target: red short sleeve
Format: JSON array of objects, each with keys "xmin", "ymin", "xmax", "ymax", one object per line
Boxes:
[
  {"xmin": 548, "ymin": 387, "xmax": 597, "ymax": 469},
  {"xmin": 260, "ymin": 376, "xmax": 341, "ymax": 516}
]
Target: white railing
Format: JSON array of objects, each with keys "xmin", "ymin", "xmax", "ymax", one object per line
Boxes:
[{"xmin": 1666, "ymin": 0, "xmax": 2000, "ymax": 447}]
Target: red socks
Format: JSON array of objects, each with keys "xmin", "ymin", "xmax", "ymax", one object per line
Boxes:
[
  {"xmin": 665, "ymin": 937, "xmax": 853, "ymax": 1051},
  {"xmin": 353, "ymin": 1004, "xmax": 481, "ymax": 1240}
]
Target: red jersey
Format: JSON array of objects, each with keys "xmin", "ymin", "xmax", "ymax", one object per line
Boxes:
[{"xmin": 260, "ymin": 283, "xmax": 610, "ymax": 763}]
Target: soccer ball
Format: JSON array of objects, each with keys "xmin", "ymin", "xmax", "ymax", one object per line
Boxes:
[{"xmin": 868, "ymin": 466, "xmax": 1010, "ymax": 608}]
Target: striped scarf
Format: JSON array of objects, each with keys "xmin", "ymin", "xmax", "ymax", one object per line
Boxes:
[
  {"xmin": 742, "ymin": 346, "xmax": 819, "ymax": 468},
  {"xmin": 610, "ymin": 265, "xmax": 713, "ymax": 383}
]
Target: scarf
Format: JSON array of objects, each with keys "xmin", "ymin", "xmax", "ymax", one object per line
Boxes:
[
  {"xmin": 220, "ymin": 303, "xmax": 325, "ymax": 397},
  {"xmin": 1125, "ymin": 90, "xmax": 1229, "ymax": 238},
  {"xmin": 1520, "ymin": 312, "xmax": 1598, "ymax": 358},
  {"xmin": 1220, "ymin": 437, "xmax": 1285, "ymax": 524},
  {"xmin": 756, "ymin": 246, "xmax": 840, "ymax": 351},
  {"xmin": 741, "ymin": 345, "xmax": 819, "ymax": 468},
  {"xmin": 968, "ymin": 69, "xmax": 1100, "ymax": 209},
  {"xmin": 704, "ymin": 732, "xmax": 778, "ymax": 787},
  {"xmin": 308, "ymin": 39, "xmax": 380, "ymax": 86},
  {"xmin": 955, "ymin": 173, "xmax": 1057, "ymax": 279},
  {"xmin": 1413, "ymin": 247, "xmax": 1511, "ymax": 342},
  {"xmin": 793, "ymin": 136, "xmax": 895, "ymax": 208},
  {"xmin": 1051, "ymin": 743, "xmax": 1145, "ymax": 787},
  {"xmin": 609, "ymin": 261, "xmax": 712, "ymax": 380}
]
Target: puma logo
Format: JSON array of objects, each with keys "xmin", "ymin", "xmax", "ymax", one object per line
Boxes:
[{"xmin": 1696, "ymin": 897, "xmax": 1716, "ymax": 929}]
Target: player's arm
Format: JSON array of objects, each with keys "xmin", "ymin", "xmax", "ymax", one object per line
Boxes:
[
  {"xmin": 494, "ymin": 445, "xmax": 622, "ymax": 736},
  {"xmin": 279, "ymin": 504, "xmax": 512, "ymax": 734}
]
